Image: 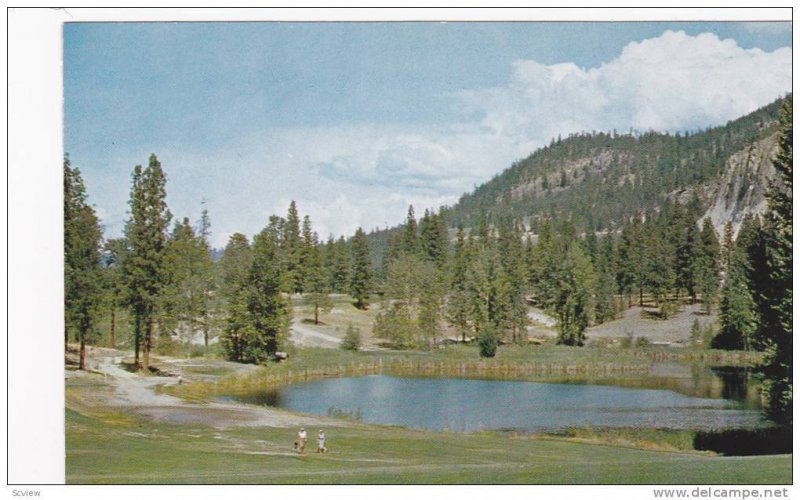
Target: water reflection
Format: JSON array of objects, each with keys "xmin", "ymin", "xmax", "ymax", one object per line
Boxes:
[{"xmin": 226, "ymin": 366, "xmax": 767, "ymax": 433}]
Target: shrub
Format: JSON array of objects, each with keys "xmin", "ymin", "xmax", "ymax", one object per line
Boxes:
[
  {"xmin": 340, "ymin": 323, "xmax": 361, "ymax": 352},
  {"xmin": 478, "ymin": 327, "xmax": 498, "ymax": 358},
  {"xmin": 620, "ymin": 330, "xmax": 634, "ymax": 348},
  {"xmin": 659, "ymin": 301, "xmax": 678, "ymax": 319}
]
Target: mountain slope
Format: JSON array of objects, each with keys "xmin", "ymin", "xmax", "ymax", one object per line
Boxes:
[
  {"xmin": 447, "ymin": 96, "xmax": 785, "ymax": 233},
  {"xmin": 365, "ymin": 95, "xmax": 788, "ymax": 263}
]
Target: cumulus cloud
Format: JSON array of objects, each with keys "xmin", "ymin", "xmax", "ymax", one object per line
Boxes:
[
  {"xmin": 91, "ymin": 30, "xmax": 792, "ymax": 246},
  {"xmin": 463, "ymin": 30, "xmax": 791, "ymax": 144},
  {"xmin": 311, "ymin": 31, "xmax": 790, "ymax": 218}
]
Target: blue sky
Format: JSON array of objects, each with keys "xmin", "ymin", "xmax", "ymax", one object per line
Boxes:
[{"xmin": 64, "ymin": 21, "xmax": 791, "ymax": 247}]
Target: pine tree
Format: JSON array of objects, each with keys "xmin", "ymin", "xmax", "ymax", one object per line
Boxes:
[
  {"xmin": 419, "ymin": 209, "xmax": 448, "ymax": 268},
  {"xmin": 219, "ymin": 233, "xmax": 252, "ymax": 362},
  {"xmin": 695, "ymin": 218, "xmax": 721, "ymax": 314},
  {"xmin": 554, "ymin": 243, "xmax": 595, "ymax": 346},
  {"xmin": 760, "ymin": 95, "xmax": 792, "ymax": 423},
  {"xmin": 618, "ymin": 216, "xmax": 647, "ymax": 306},
  {"xmin": 64, "ymin": 156, "xmax": 103, "ymax": 369},
  {"xmin": 721, "ymin": 221, "xmax": 734, "ymax": 271},
  {"xmin": 379, "ymin": 253, "xmax": 424, "ymax": 347},
  {"xmin": 196, "ymin": 208, "xmax": 216, "ymax": 353},
  {"xmin": 349, "ymin": 227, "xmax": 372, "ymax": 309},
  {"xmin": 281, "ymin": 201, "xmax": 303, "ymax": 294},
  {"xmin": 162, "ymin": 218, "xmax": 204, "ymax": 349},
  {"xmin": 738, "ymin": 214, "xmax": 774, "ymax": 349},
  {"xmin": 497, "ymin": 220, "xmax": 528, "ymax": 343},
  {"xmin": 671, "ymin": 204, "xmax": 699, "ymax": 302},
  {"xmin": 714, "ymin": 248, "xmax": 757, "ymax": 350},
  {"xmin": 446, "ymin": 226, "xmax": 472, "ymax": 342},
  {"xmin": 303, "ymin": 225, "xmax": 333, "ymax": 325},
  {"xmin": 123, "ymin": 154, "xmax": 172, "ymax": 371},
  {"xmin": 246, "ymin": 228, "xmax": 289, "ymax": 362},
  {"xmin": 644, "ymin": 218, "xmax": 676, "ymax": 307},
  {"xmin": 401, "ymin": 205, "xmax": 420, "ymax": 256},
  {"xmin": 162, "ymin": 213, "xmax": 215, "ymax": 354},
  {"xmin": 101, "ymin": 238, "xmax": 129, "ymax": 349},
  {"xmin": 331, "ymin": 235, "xmax": 350, "ymax": 294},
  {"xmin": 593, "ymin": 232, "xmax": 619, "ymax": 323}
]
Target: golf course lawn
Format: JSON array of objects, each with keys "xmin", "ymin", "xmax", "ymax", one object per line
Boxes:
[{"xmin": 65, "ymin": 407, "xmax": 791, "ymax": 484}]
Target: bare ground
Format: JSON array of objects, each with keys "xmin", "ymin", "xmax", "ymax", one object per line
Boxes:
[
  {"xmin": 586, "ymin": 303, "xmax": 718, "ymax": 344},
  {"xmin": 65, "ymin": 346, "xmax": 353, "ymax": 430}
]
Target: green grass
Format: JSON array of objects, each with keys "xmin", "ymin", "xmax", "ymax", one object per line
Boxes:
[
  {"xmin": 546, "ymin": 426, "xmax": 698, "ymax": 452},
  {"xmin": 163, "ymin": 344, "xmax": 761, "ymax": 402},
  {"xmin": 65, "ymin": 407, "xmax": 791, "ymax": 484}
]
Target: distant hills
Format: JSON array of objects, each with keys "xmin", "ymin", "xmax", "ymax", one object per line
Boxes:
[{"xmin": 366, "ymin": 95, "xmax": 788, "ymax": 262}]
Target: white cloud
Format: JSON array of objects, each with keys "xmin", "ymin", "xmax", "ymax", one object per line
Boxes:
[
  {"xmin": 464, "ymin": 30, "xmax": 791, "ymax": 145},
  {"xmin": 90, "ymin": 30, "xmax": 792, "ymax": 247}
]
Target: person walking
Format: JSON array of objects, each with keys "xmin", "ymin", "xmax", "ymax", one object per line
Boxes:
[
  {"xmin": 317, "ymin": 430, "xmax": 327, "ymax": 453},
  {"xmin": 297, "ymin": 427, "xmax": 307, "ymax": 454}
]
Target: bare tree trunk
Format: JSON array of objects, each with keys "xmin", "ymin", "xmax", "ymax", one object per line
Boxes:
[
  {"xmin": 65, "ymin": 326, "xmax": 69, "ymax": 354},
  {"xmin": 109, "ymin": 308, "xmax": 116, "ymax": 348},
  {"xmin": 204, "ymin": 320, "xmax": 209, "ymax": 356},
  {"xmin": 134, "ymin": 314, "xmax": 141, "ymax": 367},
  {"xmin": 79, "ymin": 328, "xmax": 86, "ymax": 370},
  {"xmin": 142, "ymin": 316, "xmax": 152, "ymax": 372},
  {"xmin": 314, "ymin": 303, "xmax": 319, "ymax": 325}
]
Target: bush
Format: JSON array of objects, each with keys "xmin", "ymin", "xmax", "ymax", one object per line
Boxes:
[
  {"xmin": 659, "ymin": 301, "xmax": 678, "ymax": 319},
  {"xmin": 478, "ymin": 327, "xmax": 498, "ymax": 358},
  {"xmin": 340, "ymin": 323, "xmax": 361, "ymax": 351},
  {"xmin": 635, "ymin": 336, "xmax": 650, "ymax": 347},
  {"xmin": 620, "ymin": 331, "xmax": 634, "ymax": 348}
]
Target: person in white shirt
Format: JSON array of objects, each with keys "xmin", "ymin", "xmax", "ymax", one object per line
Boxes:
[
  {"xmin": 297, "ymin": 427, "xmax": 307, "ymax": 453},
  {"xmin": 317, "ymin": 430, "xmax": 327, "ymax": 453}
]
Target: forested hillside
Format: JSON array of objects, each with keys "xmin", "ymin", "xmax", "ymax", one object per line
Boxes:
[
  {"xmin": 364, "ymin": 96, "xmax": 787, "ymax": 265},
  {"xmin": 448, "ymin": 95, "xmax": 785, "ymax": 233}
]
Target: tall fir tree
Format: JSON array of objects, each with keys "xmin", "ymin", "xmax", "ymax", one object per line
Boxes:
[
  {"xmin": 123, "ymin": 154, "xmax": 172, "ymax": 371},
  {"xmin": 419, "ymin": 209, "xmax": 448, "ymax": 269},
  {"xmin": 714, "ymin": 247, "xmax": 757, "ymax": 350},
  {"xmin": 554, "ymin": 242, "xmax": 595, "ymax": 346},
  {"xmin": 446, "ymin": 225, "xmax": 473, "ymax": 342},
  {"xmin": 101, "ymin": 237, "xmax": 130, "ymax": 348},
  {"xmin": 246, "ymin": 228, "xmax": 290, "ymax": 362},
  {"xmin": 219, "ymin": 233, "xmax": 253, "ymax": 362},
  {"xmin": 303, "ymin": 223, "xmax": 333, "ymax": 325},
  {"xmin": 281, "ymin": 201, "xmax": 303, "ymax": 294},
  {"xmin": 331, "ymin": 235, "xmax": 350, "ymax": 294},
  {"xmin": 64, "ymin": 156, "xmax": 103, "ymax": 369},
  {"xmin": 618, "ymin": 216, "xmax": 647, "ymax": 306},
  {"xmin": 760, "ymin": 95, "xmax": 792, "ymax": 424},
  {"xmin": 497, "ymin": 220, "xmax": 528, "ymax": 343},
  {"xmin": 401, "ymin": 205, "xmax": 420, "ymax": 256},
  {"xmin": 694, "ymin": 218, "xmax": 721, "ymax": 314},
  {"xmin": 349, "ymin": 227, "xmax": 372, "ymax": 309},
  {"xmin": 196, "ymin": 208, "xmax": 216, "ymax": 353}
]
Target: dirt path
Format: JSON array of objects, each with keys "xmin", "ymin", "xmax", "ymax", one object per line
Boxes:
[
  {"xmin": 67, "ymin": 347, "xmax": 350, "ymax": 430},
  {"xmin": 587, "ymin": 303, "xmax": 717, "ymax": 343},
  {"xmin": 290, "ymin": 319, "xmax": 343, "ymax": 348}
]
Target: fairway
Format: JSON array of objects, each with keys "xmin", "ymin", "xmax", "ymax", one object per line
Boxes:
[
  {"xmin": 65, "ymin": 407, "xmax": 791, "ymax": 484},
  {"xmin": 65, "ymin": 349, "xmax": 791, "ymax": 486}
]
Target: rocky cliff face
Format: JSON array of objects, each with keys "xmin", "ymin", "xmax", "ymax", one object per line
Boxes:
[{"xmin": 700, "ymin": 134, "xmax": 778, "ymax": 237}]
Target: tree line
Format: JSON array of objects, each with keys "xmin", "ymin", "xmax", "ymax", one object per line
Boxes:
[
  {"xmin": 64, "ymin": 98, "xmax": 790, "ymax": 423},
  {"xmin": 63, "ymin": 154, "xmax": 374, "ymax": 369}
]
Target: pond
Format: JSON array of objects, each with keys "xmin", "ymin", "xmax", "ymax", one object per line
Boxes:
[{"xmin": 227, "ymin": 371, "xmax": 767, "ymax": 433}]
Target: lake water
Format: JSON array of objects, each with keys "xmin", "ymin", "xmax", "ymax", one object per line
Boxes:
[{"xmin": 229, "ymin": 373, "xmax": 767, "ymax": 432}]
